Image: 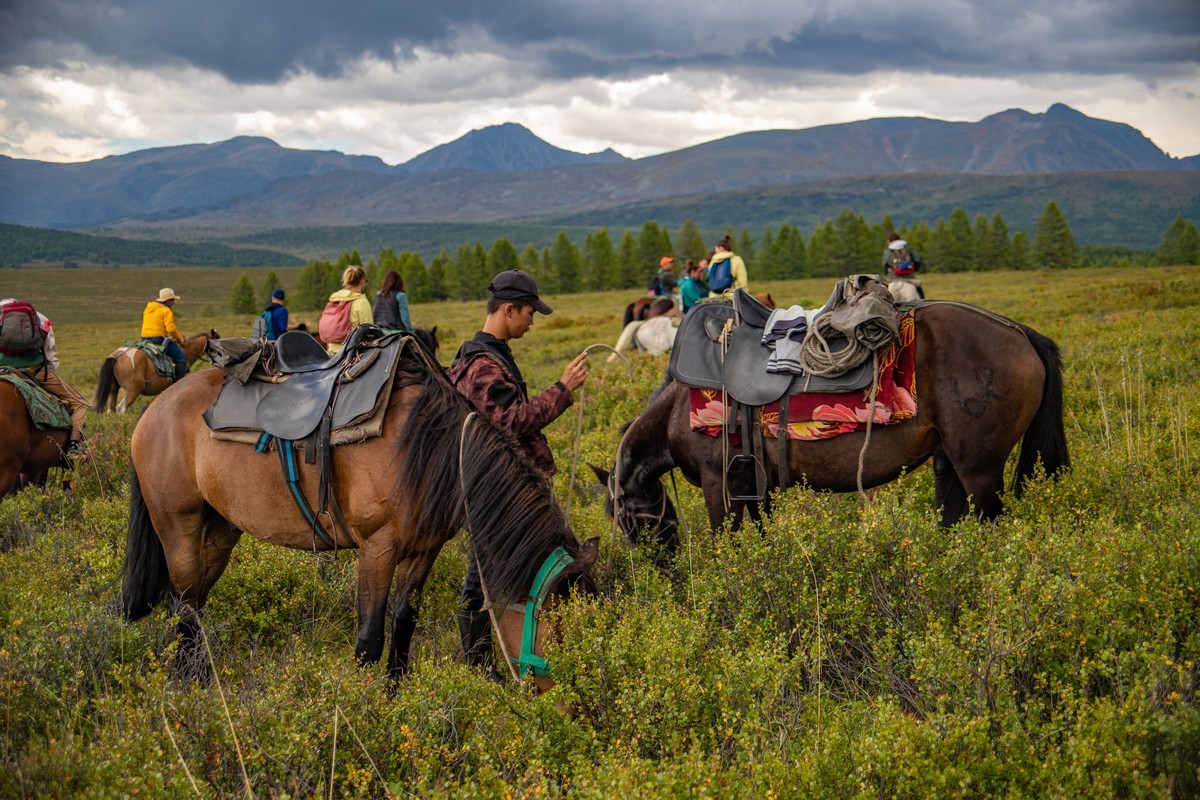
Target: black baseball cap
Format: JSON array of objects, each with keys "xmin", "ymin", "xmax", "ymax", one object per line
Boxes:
[{"xmin": 488, "ymin": 269, "xmax": 553, "ymax": 315}]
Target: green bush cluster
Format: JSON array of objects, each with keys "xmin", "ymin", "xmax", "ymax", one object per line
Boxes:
[{"xmin": 2, "ymin": 265, "xmax": 1199, "ymax": 797}]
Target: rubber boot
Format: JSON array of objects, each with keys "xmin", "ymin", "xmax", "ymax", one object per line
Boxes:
[{"xmin": 458, "ymin": 609, "xmax": 503, "ymax": 682}]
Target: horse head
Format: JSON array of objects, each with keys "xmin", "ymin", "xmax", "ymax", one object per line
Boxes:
[
  {"xmin": 588, "ymin": 462, "xmax": 679, "ymax": 556},
  {"xmin": 492, "ymin": 536, "xmax": 600, "ymax": 696}
]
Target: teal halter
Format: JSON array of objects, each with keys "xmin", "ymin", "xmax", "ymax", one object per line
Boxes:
[{"xmin": 510, "ymin": 546, "xmax": 574, "ymax": 679}]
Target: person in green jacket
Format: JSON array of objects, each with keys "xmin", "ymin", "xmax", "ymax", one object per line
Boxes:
[{"xmin": 678, "ymin": 260, "xmax": 708, "ymax": 312}]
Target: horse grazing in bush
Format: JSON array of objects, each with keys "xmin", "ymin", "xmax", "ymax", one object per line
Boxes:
[
  {"xmin": 0, "ymin": 378, "xmax": 68, "ymax": 496},
  {"xmin": 597, "ymin": 302, "xmax": 1068, "ymax": 540},
  {"xmin": 120, "ymin": 337, "xmax": 597, "ymax": 685},
  {"xmin": 94, "ymin": 330, "xmax": 218, "ymax": 412}
]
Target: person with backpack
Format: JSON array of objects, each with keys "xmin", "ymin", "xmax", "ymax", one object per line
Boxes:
[
  {"xmin": 881, "ymin": 231, "xmax": 926, "ymax": 299},
  {"xmin": 0, "ymin": 298, "xmax": 91, "ymax": 456},
  {"xmin": 141, "ymin": 288, "xmax": 189, "ymax": 381},
  {"xmin": 255, "ymin": 288, "xmax": 289, "ymax": 341},
  {"xmin": 654, "ymin": 256, "xmax": 678, "ymax": 298},
  {"xmin": 319, "ymin": 266, "xmax": 373, "ymax": 354},
  {"xmin": 706, "ymin": 235, "xmax": 748, "ymax": 300},
  {"xmin": 445, "ymin": 269, "xmax": 588, "ymax": 677},
  {"xmin": 372, "ymin": 270, "xmax": 413, "ymax": 334}
]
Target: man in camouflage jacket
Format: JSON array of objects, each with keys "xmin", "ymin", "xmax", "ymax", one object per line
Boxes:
[{"xmin": 446, "ymin": 269, "xmax": 588, "ymax": 675}]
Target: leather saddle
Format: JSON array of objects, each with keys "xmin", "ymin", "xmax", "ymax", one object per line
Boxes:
[
  {"xmin": 668, "ymin": 286, "xmax": 875, "ymax": 407},
  {"xmin": 204, "ymin": 326, "xmax": 405, "ymax": 441}
]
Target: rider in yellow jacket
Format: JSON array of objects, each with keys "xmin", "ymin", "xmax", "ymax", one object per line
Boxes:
[{"xmin": 140, "ymin": 288, "xmax": 188, "ymax": 380}]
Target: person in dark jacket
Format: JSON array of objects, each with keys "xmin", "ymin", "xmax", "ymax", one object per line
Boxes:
[
  {"xmin": 446, "ymin": 269, "xmax": 588, "ymax": 675},
  {"xmin": 372, "ymin": 270, "xmax": 413, "ymax": 333},
  {"xmin": 262, "ymin": 288, "xmax": 289, "ymax": 340}
]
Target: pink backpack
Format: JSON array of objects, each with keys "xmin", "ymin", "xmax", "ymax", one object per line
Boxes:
[{"xmin": 318, "ymin": 299, "xmax": 353, "ymax": 345}]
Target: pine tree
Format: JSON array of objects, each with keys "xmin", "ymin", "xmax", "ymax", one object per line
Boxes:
[
  {"xmin": 1011, "ymin": 232, "xmax": 1033, "ymax": 270},
  {"xmin": 519, "ymin": 245, "xmax": 542, "ymax": 285},
  {"xmin": 487, "ymin": 238, "xmax": 520, "ymax": 276},
  {"xmin": 1034, "ymin": 200, "xmax": 1078, "ymax": 269},
  {"xmin": 294, "ymin": 260, "xmax": 336, "ymax": 311},
  {"xmin": 401, "ymin": 252, "xmax": 430, "ymax": 303},
  {"xmin": 427, "ymin": 251, "xmax": 450, "ymax": 301},
  {"xmin": 1154, "ymin": 214, "xmax": 1200, "ymax": 265},
  {"xmin": 551, "ymin": 232, "xmax": 581, "ymax": 294},
  {"xmin": 636, "ymin": 221, "xmax": 666, "ymax": 285},
  {"xmin": 583, "ymin": 228, "xmax": 617, "ymax": 291},
  {"xmin": 617, "ymin": 230, "xmax": 639, "ymax": 289},
  {"xmin": 230, "ymin": 274, "xmax": 257, "ymax": 314},
  {"xmin": 675, "ymin": 220, "xmax": 707, "ymax": 263},
  {"xmin": 940, "ymin": 208, "xmax": 975, "ymax": 271},
  {"xmin": 258, "ymin": 270, "xmax": 280, "ymax": 308}
]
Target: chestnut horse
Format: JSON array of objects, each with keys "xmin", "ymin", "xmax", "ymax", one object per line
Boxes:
[
  {"xmin": 94, "ymin": 330, "xmax": 218, "ymax": 412},
  {"xmin": 597, "ymin": 302, "xmax": 1068, "ymax": 541},
  {"xmin": 120, "ymin": 337, "xmax": 597, "ymax": 684},
  {"xmin": 0, "ymin": 378, "xmax": 68, "ymax": 496}
]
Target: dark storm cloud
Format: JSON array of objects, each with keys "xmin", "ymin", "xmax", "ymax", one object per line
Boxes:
[{"xmin": 1, "ymin": 0, "xmax": 1197, "ymax": 83}]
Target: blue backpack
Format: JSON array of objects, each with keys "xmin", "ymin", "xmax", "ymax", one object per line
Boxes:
[
  {"xmin": 707, "ymin": 257, "xmax": 733, "ymax": 292},
  {"xmin": 251, "ymin": 308, "xmax": 276, "ymax": 340}
]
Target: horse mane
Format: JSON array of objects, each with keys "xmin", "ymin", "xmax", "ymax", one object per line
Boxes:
[{"xmin": 394, "ymin": 351, "xmax": 586, "ymax": 605}]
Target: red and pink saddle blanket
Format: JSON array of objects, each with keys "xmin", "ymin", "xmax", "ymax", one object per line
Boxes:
[{"xmin": 689, "ymin": 312, "xmax": 917, "ymax": 442}]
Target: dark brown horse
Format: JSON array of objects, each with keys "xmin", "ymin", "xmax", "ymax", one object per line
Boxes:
[
  {"xmin": 596, "ymin": 302, "xmax": 1068, "ymax": 541},
  {"xmin": 0, "ymin": 378, "xmax": 68, "ymax": 496},
  {"xmin": 94, "ymin": 330, "xmax": 218, "ymax": 412},
  {"xmin": 120, "ymin": 338, "xmax": 597, "ymax": 685}
]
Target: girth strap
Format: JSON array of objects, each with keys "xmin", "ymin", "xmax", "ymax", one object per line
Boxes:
[{"xmin": 274, "ymin": 435, "xmax": 338, "ymax": 549}]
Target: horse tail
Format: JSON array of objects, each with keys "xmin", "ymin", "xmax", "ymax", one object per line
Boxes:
[
  {"xmin": 121, "ymin": 460, "xmax": 171, "ymax": 620},
  {"xmin": 623, "ymin": 302, "xmax": 635, "ymax": 327},
  {"xmin": 95, "ymin": 357, "xmax": 116, "ymax": 410},
  {"xmin": 1014, "ymin": 326, "xmax": 1070, "ymax": 495}
]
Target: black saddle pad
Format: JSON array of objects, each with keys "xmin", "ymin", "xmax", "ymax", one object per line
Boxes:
[
  {"xmin": 669, "ymin": 286, "xmax": 875, "ymax": 404},
  {"xmin": 204, "ymin": 334, "xmax": 405, "ymax": 441}
]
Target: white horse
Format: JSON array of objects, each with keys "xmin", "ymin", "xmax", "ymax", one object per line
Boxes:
[
  {"xmin": 887, "ymin": 278, "xmax": 924, "ymax": 303},
  {"xmin": 609, "ymin": 315, "xmax": 679, "ymax": 362}
]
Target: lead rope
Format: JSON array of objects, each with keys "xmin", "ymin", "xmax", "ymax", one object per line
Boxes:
[
  {"xmin": 458, "ymin": 411, "xmax": 522, "ymax": 683},
  {"xmin": 856, "ymin": 355, "xmax": 882, "ymax": 502},
  {"xmin": 565, "ymin": 344, "xmax": 633, "ymax": 517}
]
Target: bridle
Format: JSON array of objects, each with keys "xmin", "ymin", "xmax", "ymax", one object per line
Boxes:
[
  {"xmin": 458, "ymin": 411, "xmax": 577, "ymax": 681},
  {"xmin": 607, "ymin": 467, "xmax": 672, "ymax": 543}
]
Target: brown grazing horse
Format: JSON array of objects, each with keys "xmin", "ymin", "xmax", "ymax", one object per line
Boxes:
[
  {"xmin": 120, "ymin": 339, "xmax": 597, "ymax": 684},
  {"xmin": 94, "ymin": 330, "xmax": 218, "ymax": 412},
  {"xmin": 597, "ymin": 302, "xmax": 1068, "ymax": 541},
  {"xmin": 0, "ymin": 380, "xmax": 68, "ymax": 496}
]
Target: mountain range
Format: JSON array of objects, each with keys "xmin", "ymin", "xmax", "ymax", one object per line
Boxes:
[{"xmin": 1, "ymin": 104, "xmax": 1197, "ymax": 250}]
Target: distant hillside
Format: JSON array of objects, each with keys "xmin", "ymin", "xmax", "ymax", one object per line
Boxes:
[
  {"xmin": 0, "ymin": 223, "xmax": 305, "ymax": 267},
  {"xmin": 403, "ymin": 123, "xmax": 627, "ymax": 173},
  {"xmin": 532, "ymin": 170, "xmax": 1200, "ymax": 250},
  {"xmin": 2, "ymin": 104, "xmax": 1195, "ymax": 234}
]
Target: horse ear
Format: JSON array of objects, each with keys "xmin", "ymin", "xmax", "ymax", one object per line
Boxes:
[
  {"xmin": 577, "ymin": 537, "xmax": 599, "ymax": 568},
  {"xmin": 587, "ymin": 463, "xmax": 609, "ymax": 487},
  {"xmin": 431, "ymin": 326, "xmax": 437, "ymax": 335}
]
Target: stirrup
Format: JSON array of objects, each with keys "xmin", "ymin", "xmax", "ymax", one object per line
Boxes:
[{"xmin": 725, "ymin": 453, "xmax": 767, "ymax": 501}]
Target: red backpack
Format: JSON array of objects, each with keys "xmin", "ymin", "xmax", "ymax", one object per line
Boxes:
[
  {"xmin": 0, "ymin": 301, "xmax": 47, "ymax": 356},
  {"xmin": 318, "ymin": 300, "xmax": 354, "ymax": 345}
]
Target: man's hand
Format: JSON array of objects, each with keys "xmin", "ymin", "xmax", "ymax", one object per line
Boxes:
[{"xmin": 560, "ymin": 352, "xmax": 588, "ymax": 392}]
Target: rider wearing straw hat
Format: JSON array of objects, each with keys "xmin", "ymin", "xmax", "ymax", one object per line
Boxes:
[{"xmin": 141, "ymin": 288, "xmax": 188, "ymax": 381}]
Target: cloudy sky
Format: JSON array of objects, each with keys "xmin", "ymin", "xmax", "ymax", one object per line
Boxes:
[{"xmin": 1, "ymin": 0, "xmax": 1198, "ymax": 165}]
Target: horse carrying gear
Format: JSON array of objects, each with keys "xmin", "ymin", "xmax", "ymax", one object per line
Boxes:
[
  {"xmin": 204, "ymin": 325, "xmax": 422, "ymax": 548},
  {"xmin": 669, "ymin": 284, "xmax": 901, "ymax": 500}
]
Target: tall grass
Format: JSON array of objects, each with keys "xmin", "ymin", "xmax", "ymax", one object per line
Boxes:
[{"xmin": 1, "ymin": 265, "xmax": 1198, "ymax": 797}]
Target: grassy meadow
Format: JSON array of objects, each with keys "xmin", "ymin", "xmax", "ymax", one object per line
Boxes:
[{"xmin": 2, "ymin": 264, "xmax": 1199, "ymax": 797}]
